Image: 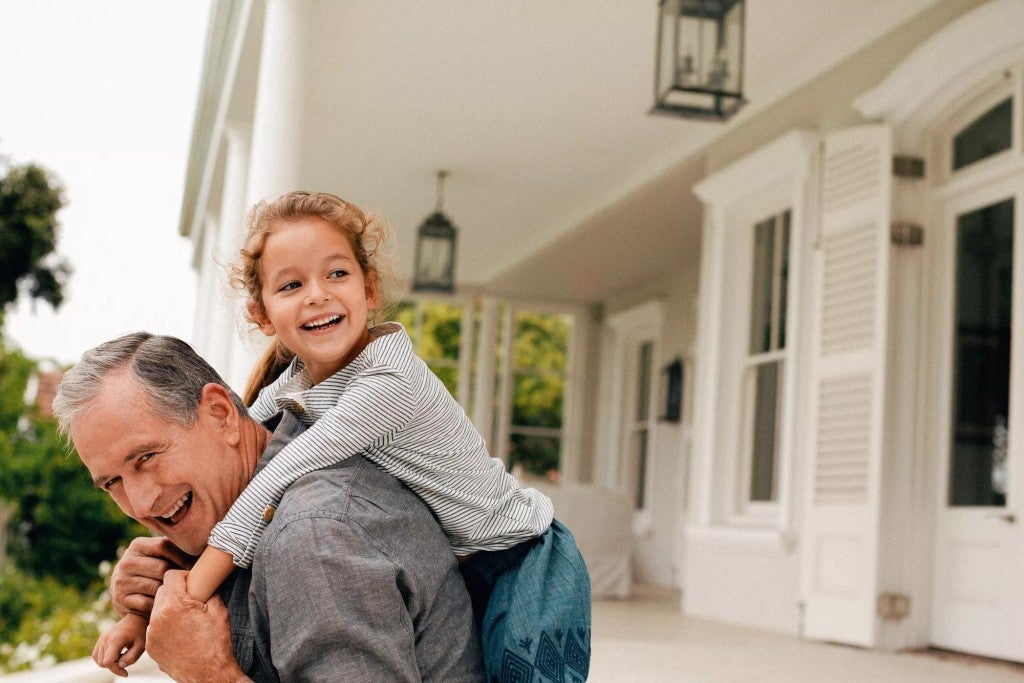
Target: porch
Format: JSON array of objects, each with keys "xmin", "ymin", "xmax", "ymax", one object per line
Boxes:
[
  {"xmin": 591, "ymin": 585, "xmax": 1024, "ymax": 682},
  {"xmin": 6, "ymin": 585, "xmax": 1022, "ymax": 682}
]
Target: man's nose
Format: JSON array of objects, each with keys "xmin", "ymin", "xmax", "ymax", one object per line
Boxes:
[{"xmin": 120, "ymin": 477, "xmax": 161, "ymax": 520}]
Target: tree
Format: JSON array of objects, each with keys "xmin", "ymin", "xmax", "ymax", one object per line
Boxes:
[
  {"xmin": 0, "ymin": 160, "xmax": 70, "ymax": 319},
  {"xmin": 0, "ymin": 344, "xmax": 147, "ymax": 589}
]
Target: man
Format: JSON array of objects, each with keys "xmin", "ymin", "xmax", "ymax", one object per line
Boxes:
[{"xmin": 53, "ymin": 332, "xmax": 483, "ymax": 682}]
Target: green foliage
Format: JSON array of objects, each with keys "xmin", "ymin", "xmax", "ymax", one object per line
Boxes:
[
  {"xmin": 2, "ymin": 418, "xmax": 147, "ymax": 589},
  {"xmin": 395, "ymin": 301, "xmax": 570, "ymax": 478},
  {"xmin": 0, "ymin": 160, "xmax": 69, "ymax": 314},
  {"xmin": 509, "ymin": 313, "xmax": 569, "ymax": 477},
  {"xmin": 396, "ymin": 301, "xmax": 463, "ymax": 395},
  {"xmin": 0, "ymin": 563, "xmax": 115, "ymax": 673},
  {"xmin": 0, "ymin": 343, "xmax": 147, "ymax": 590}
]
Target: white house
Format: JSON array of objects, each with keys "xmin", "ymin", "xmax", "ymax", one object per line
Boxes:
[{"xmin": 179, "ymin": 0, "xmax": 1024, "ymax": 663}]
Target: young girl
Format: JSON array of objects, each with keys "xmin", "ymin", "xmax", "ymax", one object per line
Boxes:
[{"xmin": 95, "ymin": 191, "xmax": 591, "ymax": 680}]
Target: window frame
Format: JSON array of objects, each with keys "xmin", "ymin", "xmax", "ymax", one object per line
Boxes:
[
  {"xmin": 691, "ymin": 130, "xmax": 816, "ymax": 533},
  {"xmin": 493, "ymin": 301, "xmax": 582, "ymax": 481},
  {"xmin": 932, "ymin": 71, "xmax": 1021, "ymax": 189}
]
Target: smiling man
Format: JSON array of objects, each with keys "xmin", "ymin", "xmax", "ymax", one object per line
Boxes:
[{"xmin": 53, "ymin": 332, "xmax": 482, "ymax": 682}]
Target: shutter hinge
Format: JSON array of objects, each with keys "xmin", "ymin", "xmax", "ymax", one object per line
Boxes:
[
  {"xmin": 893, "ymin": 155, "xmax": 925, "ymax": 179},
  {"xmin": 891, "ymin": 222, "xmax": 923, "ymax": 246},
  {"xmin": 876, "ymin": 592, "xmax": 911, "ymax": 621}
]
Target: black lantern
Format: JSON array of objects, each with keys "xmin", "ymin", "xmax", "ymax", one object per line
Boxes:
[
  {"xmin": 412, "ymin": 170, "xmax": 457, "ymax": 293},
  {"xmin": 652, "ymin": 0, "xmax": 746, "ymax": 120}
]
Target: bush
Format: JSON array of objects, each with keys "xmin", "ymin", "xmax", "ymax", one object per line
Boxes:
[{"xmin": 0, "ymin": 562, "xmax": 116, "ymax": 673}]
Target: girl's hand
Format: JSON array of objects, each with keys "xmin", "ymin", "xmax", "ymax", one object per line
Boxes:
[{"xmin": 110, "ymin": 536, "xmax": 193, "ymax": 617}]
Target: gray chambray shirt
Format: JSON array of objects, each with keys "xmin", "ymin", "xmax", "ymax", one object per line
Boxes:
[{"xmin": 220, "ymin": 411, "xmax": 484, "ymax": 681}]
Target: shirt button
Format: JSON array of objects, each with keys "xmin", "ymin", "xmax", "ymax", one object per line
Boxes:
[{"xmin": 262, "ymin": 506, "xmax": 276, "ymax": 522}]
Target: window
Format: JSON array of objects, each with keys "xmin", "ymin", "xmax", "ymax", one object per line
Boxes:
[
  {"xmin": 743, "ymin": 210, "xmax": 790, "ymax": 503},
  {"xmin": 394, "ymin": 299, "xmax": 467, "ymax": 398},
  {"xmin": 624, "ymin": 341, "xmax": 655, "ymax": 509},
  {"xmin": 952, "ymin": 97, "xmax": 1012, "ymax": 172},
  {"xmin": 950, "ymin": 198, "xmax": 1013, "ymax": 507},
  {"xmin": 502, "ymin": 309, "xmax": 572, "ymax": 480},
  {"xmin": 691, "ymin": 130, "xmax": 812, "ymax": 530}
]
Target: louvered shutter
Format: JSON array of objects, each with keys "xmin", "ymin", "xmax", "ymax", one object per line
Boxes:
[{"xmin": 800, "ymin": 125, "xmax": 892, "ymax": 646}]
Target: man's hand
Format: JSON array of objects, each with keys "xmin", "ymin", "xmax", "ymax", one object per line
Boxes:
[
  {"xmin": 147, "ymin": 570, "xmax": 249, "ymax": 683},
  {"xmin": 110, "ymin": 537, "xmax": 193, "ymax": 617}
]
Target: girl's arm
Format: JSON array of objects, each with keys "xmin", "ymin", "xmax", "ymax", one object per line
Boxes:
[
  {"xmin": 207, "ymin": 364, "xmax": 417, "ymax": 569},
  {"xmin": 186, "ymin": 546, "xmax": 236, "ymax": 602}
]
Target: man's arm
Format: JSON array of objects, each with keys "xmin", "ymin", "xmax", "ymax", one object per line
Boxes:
[{"xmin": 255, "ymin": 514, "xmax": 424, "ymax": 681}]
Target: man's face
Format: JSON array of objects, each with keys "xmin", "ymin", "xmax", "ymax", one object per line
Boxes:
[{"xmin": 71, "ymin": 371, "xmax": 252, "ymax": 555}]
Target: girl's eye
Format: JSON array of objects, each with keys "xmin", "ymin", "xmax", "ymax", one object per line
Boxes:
[
  {"xmin": 328, "ymin": 269, "xmax": 348, "ymax": 279},
  {"xmin": 279, "ymin": 281, "xmax": 300, "ymax": 292}
]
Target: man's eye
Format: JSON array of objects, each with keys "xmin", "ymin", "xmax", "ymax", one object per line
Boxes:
[
  {"xmin": 103, "ymin": 477, "xmax": 122, "ymax": 491},
  {"xmin": 328, "ymin": 269, "xmax": 348, "ymax": 279}
]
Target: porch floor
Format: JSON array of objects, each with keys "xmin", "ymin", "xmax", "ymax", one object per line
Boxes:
[{"xmin": 591, "ymin": 585, "xmax": 1024, "ymax": 682}]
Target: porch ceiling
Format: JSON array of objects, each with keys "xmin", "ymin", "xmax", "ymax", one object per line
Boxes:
[{"xmin": 222, "ymin": 0, "xmax": 940, "ymax": 303}]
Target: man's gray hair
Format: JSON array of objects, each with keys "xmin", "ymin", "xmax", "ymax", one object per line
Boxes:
[{"xmin": 53, "ymin": 332, "xmax": 247, "ymax": 435}]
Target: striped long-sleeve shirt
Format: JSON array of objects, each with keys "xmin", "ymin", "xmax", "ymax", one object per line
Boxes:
[{"xmin": 208, "ymin": 322, "xmax": 554, "ymax": 568}]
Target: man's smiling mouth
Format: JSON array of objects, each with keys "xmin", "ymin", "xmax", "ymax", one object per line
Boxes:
[
  {"xmin": 158, "ymin": 492, "xmax": 192, "ymax": 525},
  {"xmin": 302, "ymin": 314, "xmax": 341, "ymax": 331}
]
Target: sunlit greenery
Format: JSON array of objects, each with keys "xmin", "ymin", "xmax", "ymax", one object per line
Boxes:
[
  {"xmin": 508, "ymin": 312, "xmax": 568, "ymax": 477},
  {"xmin": 395, "ymin": 300, "xmax": 464, "ymax": 395},
  {"xmin": 0, "ymin": 342, "xmax": 146, "ymax": 671},
  {"xmin": 397, "ymin": 300, "xmax": 570, "ymax": 479}
]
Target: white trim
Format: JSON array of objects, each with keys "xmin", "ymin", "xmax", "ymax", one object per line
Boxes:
[
  {"xmin": 606, "ymin": 300, "xmax": 666, "ymax": 332},
  {"xmin": 693, "ymin": 130, "xmax": 817, "ymax": 207},
  {"xmin": 691, "ymin": 131, "xmax": 817, "ymax": 532},
  {"xmin": 855, "ymin": 0, "xmax": 1024, "ymax": 125}
]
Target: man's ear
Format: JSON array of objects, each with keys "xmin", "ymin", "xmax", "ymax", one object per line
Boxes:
[
  {"xmin": 247, "ymin": 301, "xmax": 276, "ymax": 337},
  {"xmin": 199, "ymin": 383, "xmax": 242, "ymax": 446}
]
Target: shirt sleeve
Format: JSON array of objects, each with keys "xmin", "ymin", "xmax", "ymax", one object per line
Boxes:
[
  {"xmin": 257, "ymin": 515, "xmax": 423, "ymax": 682},
  {"xmin": 207, "ymin": 363, "xmax": 418, "ymax": 567}
]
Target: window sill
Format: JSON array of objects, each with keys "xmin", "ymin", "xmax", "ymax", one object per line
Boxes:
[{"xmin": 685, "ymin": 524, "xmax": 797, "ymax": 555}]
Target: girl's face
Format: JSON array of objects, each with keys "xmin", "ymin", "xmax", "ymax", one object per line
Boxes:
[{"xmin": 253, "ymin": 217, "xmax": 376, "ymax": 384}]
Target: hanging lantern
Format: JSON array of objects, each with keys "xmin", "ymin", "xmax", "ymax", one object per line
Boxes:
[
  {"xmin": 652, "ymin": 0, "xmax": 746, "ymax": 120},
  {"xmin": 412, "ymin": 170, "xmax": 457, "ymax": 293}
]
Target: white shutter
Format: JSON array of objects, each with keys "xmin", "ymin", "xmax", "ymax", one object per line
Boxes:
[{"xmin": 800, "ymin": 125, "xmax": 892, "ymax": 646}]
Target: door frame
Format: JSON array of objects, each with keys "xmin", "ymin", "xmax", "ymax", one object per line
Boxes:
[{"xmin": 926, "ymin": 168, "xmax": 1024, "ymax": 658}]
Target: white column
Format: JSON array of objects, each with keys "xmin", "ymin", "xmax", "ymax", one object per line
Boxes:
[
  {"xmin": 217, "ymin": 125, "xmax": 256, "ymax": 393},
  {"xmin": 471, "ymin": 299, "xmax": 500, "ymax": 448},
  {"xmin": 234, "ymin": 0, "xmax": 313, "ymax": 391},
  {"xmin": 245, "ymin": 0, "xmax": 309, "ymax": 204}
]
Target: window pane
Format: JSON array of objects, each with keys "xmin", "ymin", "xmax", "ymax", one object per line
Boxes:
[
  {"xmin": 632, "ymin": 429, "xmax": 648, "ymax": 509},
  {"xmin": 513, "ymin": 312, "xmax": 569, "ymax": 372},
  {"xmin": 636, "ymin": 342, "xmax": 653, "ymax": 421},
  {"xmin": 777, "ymin": 210, "xmax": 791, "ymax": 350},
  {"xmin": 419, "ymin": 302, "xmax": 462, "ymax": 361},
  {"xmin": 950, "ymin": 198, "xmax": 1013, "ymax": 506},
  {"xmin": 512, "ymin": 373, "xmax": 563, "ymax": 428},
  {"xmin": 750, "ymin": 361, "xmax": 781, "ymax": 502},
  {"xmin": 509, "ymin": 433, "xmax": 560, "ymax": 479},
  {"xmin": 953, "ymin": 98, "xmax": 1012, "ymax": 171},
  {"xmin": 749, "ymin": 217, "xmax": 775, "ymax": 354}
]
